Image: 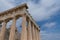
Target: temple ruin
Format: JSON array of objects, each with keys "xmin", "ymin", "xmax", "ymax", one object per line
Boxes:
[{"xmin": 0, "ymin": 3, "xmax": 40, "ymax": 40}]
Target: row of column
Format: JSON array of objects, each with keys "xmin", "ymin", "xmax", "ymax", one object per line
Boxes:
[
  {"xmin": 0, "ymin": 15, "xmax": 40, "ymax": 40},
  {"xmin": 27, "ymin": 19, "xmax": 40, "ymax": 40},
  {"xmin": 0, "ymin": 18, "xmax": 16, "ymax": 40},
  {"xmin": 21, "ymin": 15, "xmax": 40, "ymax": 40}
]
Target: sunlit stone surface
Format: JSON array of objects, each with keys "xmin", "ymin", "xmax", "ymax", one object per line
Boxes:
[{"xmin": 0, "ymin": 3, "xmax": 40, "ymax": 40}]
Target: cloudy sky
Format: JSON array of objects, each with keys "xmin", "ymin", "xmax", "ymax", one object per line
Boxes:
[{"xmin": 0, "ymin": 0, "xmax": 60, "ymax": 40}]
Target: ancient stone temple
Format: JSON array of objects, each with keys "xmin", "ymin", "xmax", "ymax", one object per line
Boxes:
[{"xmin": 0, "ymin": 3, "xmax": 40, "ymax": 40}]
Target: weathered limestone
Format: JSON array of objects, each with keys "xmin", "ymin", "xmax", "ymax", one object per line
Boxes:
[
  {"xmin": 34, "ymin": 27, "xmax": 37, "ymax": 40},
  {"xmin": 32, "ymin": 24, "xmax": 36, "ymax": 40},
  {"xmin": 38, "ymin": 30, "xmax": 40, "ymax": 40},
  {"xmin": 27, "ymin": 19, "xmax": 32, "ymax": 40},
  {"xmin": 36, "ymin": 29, "xmax": 39, "ymax": 40},
  {"xmin": 9, "ymin": 18, "xmax": 16, "ymax": 40},
  {"xmin": 21, "ymin": 15, "xmax": 27, "ymax": 40},
  {"xmin": 0, "ymin": 21, "xmax": 7, "ymax": 40},
  {"xmin": 0, "ymin": 3, "xmax": 40, "ymax": 40}
]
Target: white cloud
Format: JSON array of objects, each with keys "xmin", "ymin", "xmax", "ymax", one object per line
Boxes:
[
  {"xmin": 27, "ymin": 0, "xmax": 60, "ymax": 21},
  {"xmin": 0, "ymin": 0, "xmax": 60, "ymax": 21},
  {"xmin": 40, "ymin": 22, "xmax": 60, "ymax": 40},
  {"xmin": 0, "ymin": 0, "xmax": 60, "ymax": 40},
  {"xmin": 43, "ymin": 22, "xmax": 56, "ymax": 28},
  {"xmin": 0, "ymin": 0, "xmax": 14, "ymax": 12},
  {"xmin": 40, "ymin": 31, "xmax": 60, "ymax": 40},
  {"xmin": 41, "ymin": 33, "xmax": 60, "ymax": 40}
]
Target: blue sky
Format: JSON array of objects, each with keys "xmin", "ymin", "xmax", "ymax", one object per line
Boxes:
[{"xmin": 0, "ymin": 0, "xmax": 60, "ymax": 40}]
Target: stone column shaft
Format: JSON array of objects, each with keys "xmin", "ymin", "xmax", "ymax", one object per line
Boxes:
[
  {"xmin": 21, "ymin": 15, "xmax": 27, "ymax": 40},
  {"xmin": 35, "ymin": 28, "xmax": 40, "ymax": 40},
  {"xmin": 0, "ymin": 21, "xmax": 6, "ymax": 40},
  {"xmin": 32, "ymin": 24, "xmax": 36, "ymax": 40},
  {"xmin": 9, "ymin": 18, "xmax": 16, "ymax": 40},
  {"xmin": 36, "ymin": 29, "xmax": 39, "ymax": 40},
  {"xmin": 38, "ymin": 30, "xmax": 40, "ymax": 40},
  {"xmin": 27, "ymin": 20, "xmax": 32, "ymax": 40},
  {"xmin": 34, "ymin": 27, "xmax": 37, "ymax": 40}
]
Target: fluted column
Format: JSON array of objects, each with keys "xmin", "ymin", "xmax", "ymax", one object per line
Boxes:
[
  {"xmin": 36, "ymin": 29, "xmax": 39, "ymax": 40},
  {"xmin": 34, "ymin": 27, "xmax": 37, "ymax": 40},
  {"xmin": 38, "ymin": 30, "xmax": 40, "ymax": 40},
  {"xmin": 0, "ymin": 21, "xmax": 7, "ymax": 40},
  {"xmin": 27, "ymin": 19, "xmax": 32, "ymax": 40},
  {"xmin": 21, "ymin": 15, "xmax": 27, "ymax": 40},
  {"xmin": 35, "ymin": 27, "xmax": 40, "ymax": 40},
  {"xmin": 9, "ymin": 18, "xmax": 16, "ymax": 40},
  {"xmin": 32, "ymin": 24, "xmax": 36, "ymax": 40}
]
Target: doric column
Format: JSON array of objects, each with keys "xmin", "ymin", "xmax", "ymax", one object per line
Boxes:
[
  {"xmin": 21, "ymin": 15, "xmax": 27, "ymax": 40},
  {"xmin": 38, "ymin": 30, "xmax": 40, "ymax": 40},
  {"xmin": 32, "ymin": 24, "xmax": 36, "ymax": 40},
  {"xmin": 27, "ymin": 19, "xmax": 32, "ymax": 40},
  {"xmin": 35, "ymin": 27, "xmax": 40, "ymax": 40},
  {"xmin": 35, "ymin": 27, "xmax": 37, "ymax": 40},
  {"xmin": 36, "ymin": 29, "xmax": 39, "ymax": 40},
  {"xmin": 0, "ymin": 21, "xmax": 7, "ymax": 40},
  {"xmin": 9, "ymin": 18, "xmax": 16, "ymax": 40}
]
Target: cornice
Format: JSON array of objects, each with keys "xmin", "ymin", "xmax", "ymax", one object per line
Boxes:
[{"xmin": 0, "ymin": 3, "xmax": 28, "ymax": 16}]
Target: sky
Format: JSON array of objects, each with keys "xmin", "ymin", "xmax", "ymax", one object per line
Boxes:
[{"xmin": 0, "ymin": 0, "xmax": 60, "ymax": 40}]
